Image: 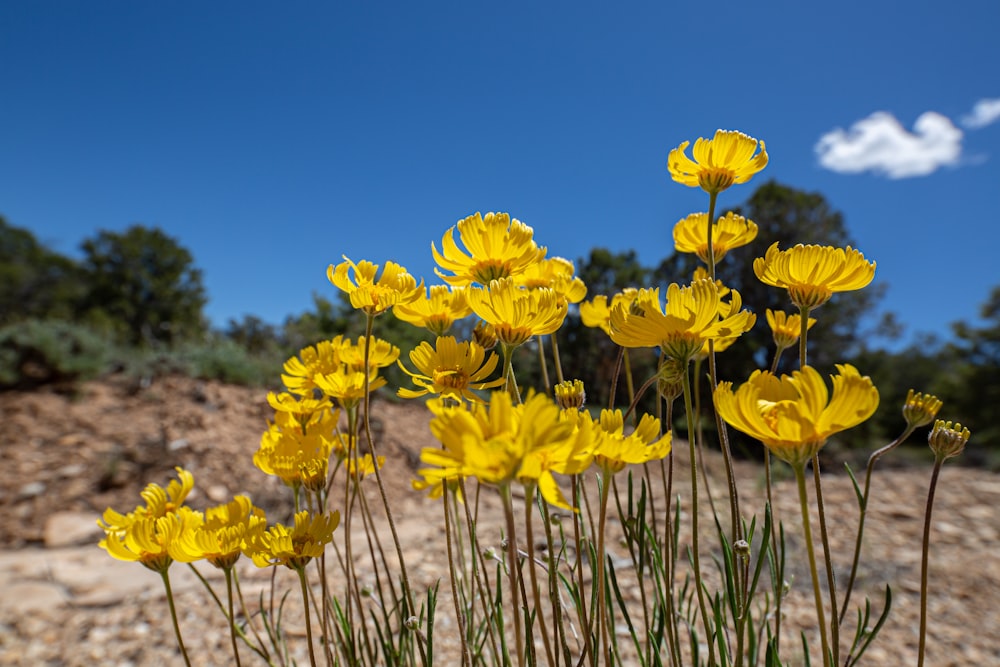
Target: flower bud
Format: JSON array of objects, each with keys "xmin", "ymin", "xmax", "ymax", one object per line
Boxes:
[
  {"xmin": 734, "ymin": 539, "xmax": 751, "ymax": 561},
  {"xmin": 472, "ymin": 321, "xmax": 498, "ymax": 350},
  {"xmin": 554, "ymin": 379, "xmax": 586, "ymax": 411},
  {"xmin": 927, "ymin": 420, "xmax": 970, "ymax": 460},
  {"xmin": 903, "ymin": 389, "xmax": 943, "ymax": 428},
  {"xmin": 404, "ymin": 616, "xmax": 420, "ymax": 631},
  {"xmin": 657, "ymin": 356, "xmax": 687, "ymax": 402}
]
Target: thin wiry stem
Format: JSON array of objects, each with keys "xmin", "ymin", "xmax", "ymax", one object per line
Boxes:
[
  {"xmin": 812, "ymin": 455, "xmax": 840, "ymax": 665},
  {"xmin": 917, "ymin": 456, "xmax": 946, "ymax": 667},
  {"xmin": 794, "ymin": 463, "xmax": 831, "ymax": 667},
  {"xmin": 681, "ymin": 366, "xmax": 715, "ymax": 666},
  {"xmin": 160, "ymin": 568, "xmax": 192, "ymax": 667},
  {"xmin": 839, "ymin": 425, "xmax": 915, "ymax": 623}
]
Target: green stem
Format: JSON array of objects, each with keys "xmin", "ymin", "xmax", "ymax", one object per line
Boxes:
[
  {"xmin": 500, "ymin": 484, "xmax": 526, "ymax": 667},
  {"xmin": 159, "ymin": 567, "xmax": 192, "ymax": 667},
  {"xmin": 917, "ymin": 456, "xmax": 945, "ymax": 667},
  {"xmin": 572, "ymin": 475, "xmax": 596, "ymax": 667},
  {"xmin": 794, "ymin": 463, "xmax": 831, "ymax": 667},
  {"xmin": 444, "ymin": 484, "xmax": 472, "ymax": 667},
  {"xmin": 799, "ymin": 306, "xmax": 811, "ymax": 369},
  {"xmin": 537, "ymin": 334, "xmax": 552, "ymax": 393},
  {"xmin": 225, "ymin": 567, "xmax": 244, "ymax": 667},
  {"xmin": 764, "ymin": 452, "xmax": 783, "ymax": 652},
  {"xmin": 594, "ymin": 471, "xmax": 613, "ymax": 666},
  {"xmin": 524, "ymin": 484, "xmax": 556, "ymax": 667},
  {"xmin": 550, "ymin": 332, "xmax": 565, "ymax": 385},
  {"xmin": 361, "ymin": 314, "xmax": 421, "ymax": 647},
  {"xmin": 296, "ymin": 567, "xmax": 318, "ymax": 667},
  {"xmin": 682, "ymin": 367, "xmax": 715, "ymax": 665},
  {"xmin": 706, "ymin": 191, "xmax": 718, "ymax": 280},
  {"xmin": 501, "ymin": 343, "xmax": 522, "ymax": 404},
  {"xmin": 812, "ymin": 455, "xmax": 840, "ymax": 666}
]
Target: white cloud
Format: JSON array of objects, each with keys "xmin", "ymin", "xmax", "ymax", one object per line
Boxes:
[
  {"xmin": 815, "ymin": 111, "xmax": 962, "ymax": 178},
  {"xmin": 961, "ymin": 98, "xmax": 1000, "ymax": 129}
]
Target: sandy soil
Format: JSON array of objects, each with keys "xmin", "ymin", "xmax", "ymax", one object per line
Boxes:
[{"xmin": 1, "ymin": 375, "xmax": 997, "ymax": 665}]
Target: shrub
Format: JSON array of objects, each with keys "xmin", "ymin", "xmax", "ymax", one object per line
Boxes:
[{"xmin": 0, "ymin": 319, "xmax": 111, "ymax": 390}]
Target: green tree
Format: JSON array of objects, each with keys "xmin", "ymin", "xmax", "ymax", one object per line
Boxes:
[
  {"xmin": 935, "ymin": 286, "xmax": 1000, "ymax": 459},
  {"xmin": 0, "ymin": 216, "xmax": 82, "ymax": 323},
  {"xmin": 79, "ymin": 225, "xmax": 207, "ymax": 345}
]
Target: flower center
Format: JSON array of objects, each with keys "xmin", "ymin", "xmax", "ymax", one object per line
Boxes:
[
  {"xmin": 472, "ymin": 260, "xmax": 512, "ymax": 285},
  {"xmin": 433, "ymin": 366, "xmax": 470, "ymax": 390}
]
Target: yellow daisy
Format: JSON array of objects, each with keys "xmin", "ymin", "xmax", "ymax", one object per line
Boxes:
[
  {"xmin": 673, "ymin": 211, "xmax": 758, "ymax": 263},
  {"xmin": 591, "ymin": 410, "xmax": 672, "ymax": 474},
  {"xmin": 246, "ymin": 510, "xmax": 340, "ymax": 570},
  {"xmin": 753, "ymin": 243, "xmax": 876, "ymax": 309},
  {"xmin": 100, "ymin": 506, "xmax": 204, "ymax": 573},
  {"xmin": 514, "ymin": 256, "xmax": 587, "ymax": 305},
  {"xmin": 393, "ymin": 285, "xmax": 472, "ymax": 336},
  {"xmin": 713, "ymin": 364, "xmax": 879, "ymax": 467},
  {"xmin": 397, "ymin": 336, "xmax": 504, "ymax": 402},
  {"xmin": 328, "ymin": 256, "xmax": 423, "ymax": 316},
  {"xmin": 668, "ymin": 130, "xmax": 768, "ymax": 194},
  {"xmin": 609, "ymin": 279, "xmax": 755, "ymax": 362},
  {"xmin": 174, "ymin": 496, "xmax": 267, "ymax": 570},
  {"xmin": 579, "ymin": 289, "xmax": 639, "ymax": 336},
  {"xmin": 432, "ymin": 212, "xmax": 546, "ymax": 286},
  {"xmin": 466, "ymin": 277, "xmax": 568, "ymax": 348}
]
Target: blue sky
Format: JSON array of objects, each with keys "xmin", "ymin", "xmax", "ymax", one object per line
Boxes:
[{"xmin": 2, "ymin": 2, "xmax": 998, "ymax": 348}]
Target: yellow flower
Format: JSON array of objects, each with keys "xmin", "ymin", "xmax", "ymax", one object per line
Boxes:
[
  {"xmin": 518, "ymin": 410, "xmax": 598, "ymax": 510},
  {"xmin": 668, "ymin": 130, "xmax": 768, "ymax": 194},
  {"xmin": 418, "ymin": 391, "xmax": 580, "ymax": 503},
  {"xmin": 334, "ymin": 335, "xmax": 400, "ymax": 372},
  {"xmin": 281, "ymin": 335, "xmax": 398, "ymax": 408},
  {"xmin": 515, "ymin": 256, "xmax": 587, "ymax": 305},
  {"xmin": 592, "ymin": 410, "xmax": 672, "ymax": 474},
  {"xmin": 398, "ymin": 336, "xmax": 504, "ymax": 402},
  {"xmin": 609, "ymin": 279, "xmax": 755, "ymax": 361},
  {"xmin": 328, "ymin": 256, "xmax": 423, "ymax": 315},
  {"xmin": 174, "ymin": 496, "xmax": 267, "ymax": 570},
  {"xmin": 99, "ymin": 506, "xmax": 204, "ymax": 573},
  {"xmin": 467, "ymin": 277, "xmax": 568, "ymax": 348},
  {"xmin": 579, "ymin": 289, "xmax": 639, "ymax": 336},
  {"xmin": 98, "ymin": 467, "xmax": 195, "ymax": 537},
  {"xmin": 753, "ymin": 243, "xmax": 876, "ymax": 309},
  {"xmin": 393, "ymin": 285, "xmax": 472, "ymax": 336},
  {"xmin": 281, "ymin": 339, "xmax": 344, "ymax": 396},
  {"xmin": 246, "ymin": 510, "xmax": 340, "ymax": 570},
  {"xmin": 673, "ymin": 211, "xmax": 758, "ymax": 264},
  {"xmin": 713, "ymin": 364, "xmax": 879, "ymax": 467},
  {"xmin": 432, "ymin": 211, "xmax": 546, "ymax": 286},
  {"xmin": 766, "ymin": 309, "xmax": 817, "ymax": 350},
  {"xmin": 255, "ymin": 410, "xmax": 338, "ymax": 491}
]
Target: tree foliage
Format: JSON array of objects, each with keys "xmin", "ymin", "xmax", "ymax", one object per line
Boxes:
[
  {"xmin": 0, "ymin": 216, "xmax": 82, "ymax": 324},
  {"xmin": 78, "ymin": 225, "xmax": 208, "ymax": 345}
]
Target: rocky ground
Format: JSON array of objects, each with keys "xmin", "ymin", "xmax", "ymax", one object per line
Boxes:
[{"xmin": 1, "ymin": 375, "xmax": 998, "ymax": 666}]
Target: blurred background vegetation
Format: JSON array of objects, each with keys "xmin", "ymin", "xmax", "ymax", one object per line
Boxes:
[{"xmin": 2, "ymin": 181, "xmax": 996, "ymax": 465}]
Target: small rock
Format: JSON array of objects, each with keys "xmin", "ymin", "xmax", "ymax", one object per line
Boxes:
[
  {"xmin": 0, "ymin": 582, "xmax": 66, "ymax": 614},
  {"xmin": 44, "ymin": 511, "xmax": 105, "ymax": 548},
  {"xmin": 167, "ymin": 438, "xmax": 189, "ymax": 452},
  {"xmin": 206, "ymin": 485, "xmax": 230, "ymax": 502},
  {"xmin": 18, "ymin": 481, "xmax": 46, "ymax": 499},
  {"xmin": 57, "ymin": 464, "xmax": 86, "ymax": 478}
]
